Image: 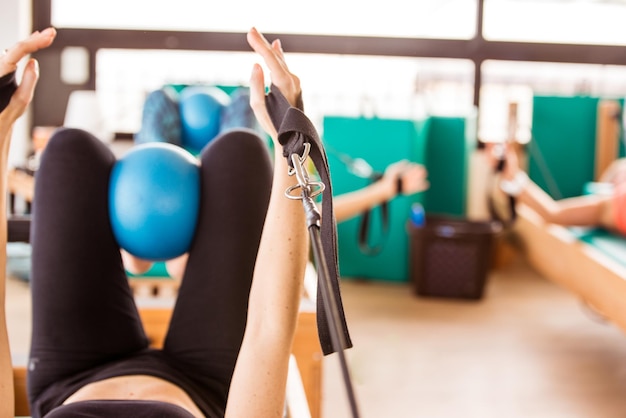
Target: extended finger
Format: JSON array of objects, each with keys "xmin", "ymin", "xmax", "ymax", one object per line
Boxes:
[
  {"xmin": 247, "ymin": 27, "xmax": 300, "ymax": 106},
  {"xmin": 249, "ymin": 63, "xmax": 277, "ymax": 139},
  {"xmin": 1, "ymin": 28, "xmax": 56, "ymax": 75},
  {"xmin": 247, "ymin": 28, "xmax": 287, "ymax": 76},
  {"xmin": 3, "ymin": 58, "xmax": 39, "ymax": 121},
  {"xmin": 271, "ymin": 39, "xmax": 287, "ymax": 67}
]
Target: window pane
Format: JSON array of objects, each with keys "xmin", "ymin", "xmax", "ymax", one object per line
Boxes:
[
  {"xmin": 479, "ymin": 60, "xmax": 626, "ymax": 142},
  {"xmin": 484, "ymin": 0, "xmax": 626, "ymax": 45},
  {"xmin": 95, "ymin": 49, "xmax": 474, "ymax": 134},
  {"xmin": 52, "ymin": 0, "xmax": 476, "ymax": 39}
]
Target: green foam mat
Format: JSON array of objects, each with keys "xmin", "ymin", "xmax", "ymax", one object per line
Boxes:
[
  {"xmin": 126, "ymin": 261, "xmax": 170, "ymax": 278},
  {"xmin": 323, "ymin": 116, "xmax": 428, "ymax": 282},
  {"xmin": 569, "ymin": 227, "xmax": 626, "ymax": 268}
]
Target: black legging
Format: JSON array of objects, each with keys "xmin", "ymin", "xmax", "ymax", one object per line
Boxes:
[{"xmin": 27, "ymin": 127, "xmax": 273, "ymax": 416}]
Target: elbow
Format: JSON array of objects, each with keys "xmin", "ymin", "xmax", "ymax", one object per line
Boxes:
[
  {"xmin": 540, "ymin": 210, "xmax": 562, "ymax": 225},
  {"xmin": 244, "ymin": 313, "xmax": 299, "ymax": 351}
]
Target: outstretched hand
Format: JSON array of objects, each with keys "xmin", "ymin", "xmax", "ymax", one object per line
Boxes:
[
  {"xmin": 0, "ymin": 28, "xmax": 56, "ymax": 126},
  {"xmin": 484, "ymin": 142, "xmax": 521, "ymax": 181},
  {"xmin": 383, "ymin": 160, "xmax": 429, "ymax": 197},
  {"xmin": 246, "ymin": 27, "xmax": 301, "ymax": 140}
]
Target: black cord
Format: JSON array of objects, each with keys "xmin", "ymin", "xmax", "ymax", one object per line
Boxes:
[
  {"xmin": 358, "ymin": 173, "xmax": 391, "ymax": 256},
  {"xmin": 302, "ymin": 186, "xmax": 361, "ymax": 418}
]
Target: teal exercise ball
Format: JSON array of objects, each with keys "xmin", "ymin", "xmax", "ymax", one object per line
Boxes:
[
  {"xmin": 109, "ymin": 143, "xmax": 201, "ymax": 260},
  {"xmin": 179, "ymin": 86, "xmax": 231, "ymax": 153}
]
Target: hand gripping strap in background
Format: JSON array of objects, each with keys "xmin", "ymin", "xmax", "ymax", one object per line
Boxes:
[
  {"xmin": 0, "ymin": 71, "xmax": 18, "ymax": 113},
  {"xmin": 266, "ymin": 85, "xmax": 353, "ymax": 355},
  {"xmin": 488, "ymin": 156, "xmax": 517, "ymax": 229}
]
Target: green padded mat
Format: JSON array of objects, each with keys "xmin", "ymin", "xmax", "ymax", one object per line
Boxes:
[
  {"xmin": 570, "ymin": 181, "xmax": 626, "ymax": 268},
  {"xmin": 423, "ymin": 115, "xmax": 476, "ymax": 216},
  {"xmin": 126, "ymin": 261, "xmax": 170, "ymax": 278},
  {"xmin": 323, "ymin": 116, "xmax": 428, "ymax": 282},
  {"xmin": 530, "ymin": 96, "xmax": 599, "ymax": 199},
  {"xmin": 530, "ymin": 95, "xmax": 625, "ymax": 200},
  {"xmin": 322, "ymin": 114, "xmax": 476, "ymax": 282},
  {"xmin": 569, "ymin": 227, "xmax": 626, "ymax": 268}
]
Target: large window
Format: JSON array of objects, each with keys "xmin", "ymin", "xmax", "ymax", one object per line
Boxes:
[
  {"xmin": 52, "ymin": 0, "xmax": 477, "ymax": 39},
  {"xmin": 95, "ymin": 48, "xmax": 474, "ymax": 134},
  {"xmin": 484, "ymin": 0, "xmax": 626, "ymax": 46},
  {"xmin": 40, "ymin": 0, "xmax": 626, "ymax": 141},
  {"xmin": 479, "ymin": 60, "xmax": 626, "ymax": 143}
]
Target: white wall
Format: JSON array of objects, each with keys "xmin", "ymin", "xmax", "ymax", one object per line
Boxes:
[{"xmin": 0, "ymin": 0, "xmax": 32, "ymax": 168}]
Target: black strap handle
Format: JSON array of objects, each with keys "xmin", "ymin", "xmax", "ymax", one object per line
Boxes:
[
  {"xmin": 0, "ymin": 71, "xmax": 18, "ymax": 113},
  {"xmin": 358, "ymin": 173, "xmax": 388, "ymax": 256},
  {"xmin": 357, "ymin": 172, "xmax": 404, "ymax": 256},
  {"xmin": 488, "ymin": 154, "xmax": 517, "ymax": 228},
  {"xmin": 266, "ymin": 85, "xmax": 352, "ymax": 355}
]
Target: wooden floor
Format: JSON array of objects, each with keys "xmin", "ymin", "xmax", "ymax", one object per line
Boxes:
[
  {"xmin": 321, "ymin": 257, "xmax": 626, "ymax": 418},
  {"xmin": 7, "ymin": 255, "xmax": 626, "ymax": 418}
]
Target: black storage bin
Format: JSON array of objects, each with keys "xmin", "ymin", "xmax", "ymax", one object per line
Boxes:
[{"xmin": 408, "ymin": 215, "xmax": 502, "ymax": 300}]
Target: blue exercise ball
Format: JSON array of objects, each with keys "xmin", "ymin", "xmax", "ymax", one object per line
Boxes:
[
  {"xmin": 179, "ymin": 86, "xmax": 231, "ymax": 153},
  {"xmin": 109, "ymin": 143, "xmax": 201, "ymax": 261}
]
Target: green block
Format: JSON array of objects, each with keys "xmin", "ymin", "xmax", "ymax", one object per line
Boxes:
[
  {"xmin": 530, "ymin": 96, "xmax": 600, "ymax": 199},
  {"xmin": 166, "ymin": 84, "xmax": 241, "ymax": 96},
  {"xmin": 569, "ymin": 227, "xmax": 626, "ymax": 269},
  {"xmin": 126, "ymin": 261, "xmax": 170, "ymax": 278},
  {"xmin": 423, "ymin": 115, "xmax": 476, "ymax": 216},
  {"xmin": 583, "ymin": 181, "xmax": 613, "ymax": 196},
  {"xmin": 323, "ymin": 116, "xmax": 428, "ymax": 282}
]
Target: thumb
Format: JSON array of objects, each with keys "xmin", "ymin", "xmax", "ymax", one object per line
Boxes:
[
  {"xmin": 5, "ymin": 58, "xmax": 39, "ymax": 122},
  {"xmin": 249, "ymin": 63, "xmax": 277, "ymax": 140}
]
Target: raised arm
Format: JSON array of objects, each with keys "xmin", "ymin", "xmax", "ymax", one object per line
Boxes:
[
  {"xmin": 333, "ymin": 160, "xmax": 428, "ymax": 222},
  {"xmin": 0, "ymin": 27, "xmax": 56, "ymax": 418},
  {"xmin": 224, "ymin": 28, "xmax": 309, "ymax": 418},
  {"xmin": 486, "ymin": 143, "xmax": 614, "ymax": 229}
]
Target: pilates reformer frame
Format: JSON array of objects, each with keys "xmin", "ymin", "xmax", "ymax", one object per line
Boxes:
[
  {"xmin": 515, "ymin": 204, "xmax": 626, "ymax": 333},
  {"xmin": 510, "ymin": 99, "xmax": 626, "ymax": 335}
]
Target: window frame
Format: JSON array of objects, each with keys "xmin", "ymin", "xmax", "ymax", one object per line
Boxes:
[{"xmin": 31, "ymin": 0, "xmax": 626, "ymax": 130}]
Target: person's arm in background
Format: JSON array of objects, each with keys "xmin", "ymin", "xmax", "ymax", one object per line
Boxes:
[
  {"xmin": 224, "ymin": 27, "xmax": 309, "ymax": 418},
  {"xmin": 486, "ymin": 143, "xmax": 614, "ymax": 229},
  {"xmin": 333, "ymin": 160, "xmax": 428, "ymax": 222},
  {"xmin": 0, "ymin": 28, "xmax": 56, "ymax": 418}
]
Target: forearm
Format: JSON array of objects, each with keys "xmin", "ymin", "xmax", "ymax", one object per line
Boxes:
[
  {"xmin": 334, "ymin": 179, "xmax": 393, "ymax": 223},
  {"xmin": 226, "ymin": 147, "xmax": 308, "ymax": 417},
  {"xmin": 0, "ymin": 256, "xmax": 12, "ymax": 418},
  {"xmin": 247, "ymin": 148, "xmax": 308, "ymax": 334},
  {"xmin": 516, "ymin": 176, "xmax": 608, "ymax": 227},
  {"xmin": 0, "ymin": 127, "xmax": 14, "ymax": 418},
  {"xmin": 0, "ymin": 28, "xmax": 56, "ymax": 418}
]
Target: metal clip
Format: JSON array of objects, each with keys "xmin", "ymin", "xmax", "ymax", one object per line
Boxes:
[
  {"xmin": 287, "ymin": 143, "xmax": 311, "ymax": 177},
  {"xmin": 285, "ymin": 142, "xmax": 325, "ymax": 200}
]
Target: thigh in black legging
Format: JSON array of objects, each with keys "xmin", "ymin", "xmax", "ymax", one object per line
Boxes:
[
  {"xmin": 28, "ymin": 128, "xmax": 148, "ymax": 401},
  {"xmin": 163, "ymin": 129, "xmax": 273, "ymax": 398}
]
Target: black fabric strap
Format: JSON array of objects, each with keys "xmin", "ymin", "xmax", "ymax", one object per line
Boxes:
[
  {"xmin": 358, "ymin": 173, "xmax": 389, "ymax": 256},
  {"xmin": 357, "ymin": 172, "xmax": 403, "ymax": 256},
  {"xmin": 266, "ymin": 85, "xmax": 352, "ymax": 355},
  {"xmin": 488, "ymin": 156, "xmax": 517, "ymax": 227},
  {"xmin": 0, "ymin": 71, "xmax": 18, "ymax": 113}
]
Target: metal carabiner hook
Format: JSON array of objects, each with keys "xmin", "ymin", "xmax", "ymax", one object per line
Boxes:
[
  {"xmin": 285, "ymin": 142, "xmax": 325, "ymax": 200},
  {"xmin": 287, "ymin": 142, "xmax": 311, "ymax": 177}
]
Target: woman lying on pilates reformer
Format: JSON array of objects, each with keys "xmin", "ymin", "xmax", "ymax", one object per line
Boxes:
[
  {"xmin": 1, "ymin": 26, "xmax": 314, "ymax": 418},
  {"xmin": 487, "ymin": 143, "xmax": 626, "ymax": 236}
]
